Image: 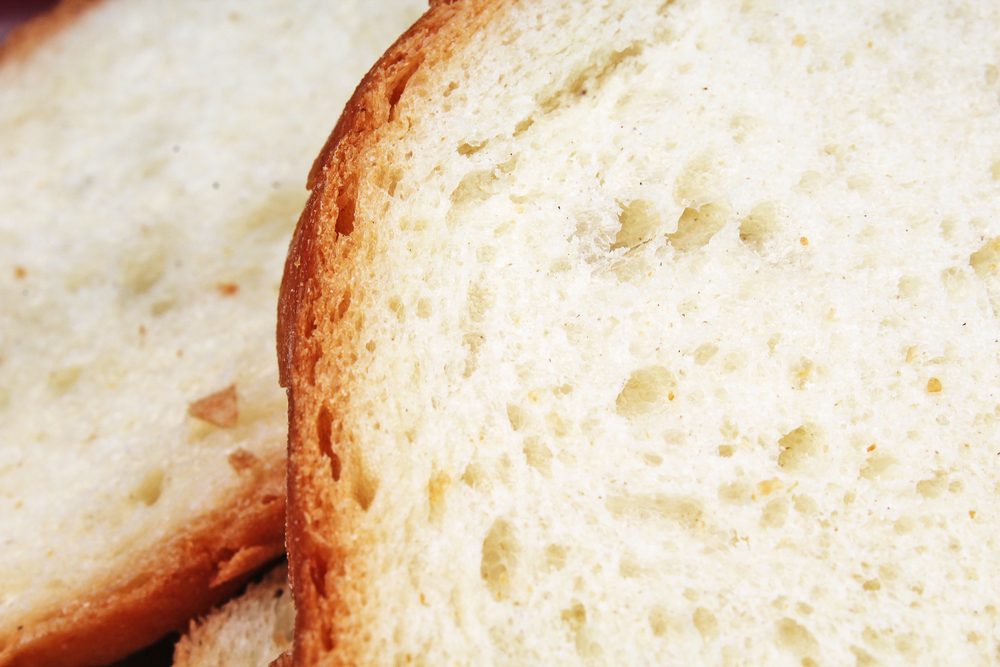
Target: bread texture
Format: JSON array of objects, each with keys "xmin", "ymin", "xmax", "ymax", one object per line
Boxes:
[
  {"xmin": 173, "ymin": 564, "xmax": 294, "ymax": 667},
  {"xmin": 281, "ymin": 0, "xmax": 1000, "ymax": 664},
  {"xmin": 0, "ymin": 1, "xmax": 424, "ymax": 665}
]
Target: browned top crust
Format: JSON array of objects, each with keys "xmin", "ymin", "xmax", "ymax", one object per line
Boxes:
[
  {"xmin": 0, "ymin": 2, "xmax": 286, "ymax": 664},
  {"xmin": 276, "ymin": 1, "xmax": 505, "ymax": 664}
]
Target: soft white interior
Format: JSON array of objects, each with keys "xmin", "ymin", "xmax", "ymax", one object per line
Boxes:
[
  {"xmin": 0, "ymin": 0, "xmax": 423, "ymax": 643},
  {"xmin": 327, "ymin": 1, "xmax": 1000, "ymax": 664},
  {"xmin": 173, "ymin": 564, "xmax": 293, "ymax": 667}
]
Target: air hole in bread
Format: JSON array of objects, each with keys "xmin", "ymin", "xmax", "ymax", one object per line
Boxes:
[
  {"xmin": 120, "ymin": 232, "xmax": 169, "ymax": 296},
  {"xmin": 457, "ymin": 140, "xmax": 487, "ymax": 156},
  {"xmin": 616, "ymin": 365, "xmax": 676, "ymax": 417},
  {"xmin": 719, "ymin": 481, "xmax": 753, "ymax": 505},
  {"xmin": 467, "ymin": 283, "xmax": 493, "ymax": 323},
  {"xmin": 309, "ymin": 558, "xmax": 328, "ymax": 599},
  {"xmin": 970, "ymin": 237, "xmax": 1000, "ymax": 278},
  {"xmin": 350, "ymin": 455, "xmax": 378, "ymax": 511},
  {"xmin": 47, "ymin": 366, "xmax": 82, "ymax": 395},
  {"xmin": 416, "ymin": 298, "xmax": 432, "ymax": 318},
  {"xmin": 545, "ymin": 544, "xmax": 567, "ymax": 571},
  {"xmin": 388, "ymin": 295, "xmax": 405, "ymax": 322},
  {"xmin": 522, "ymin": 436, "xmax": 552, "ymax": 476},
  {"xmin": 539, "ymin": 43, "xmax": 643, "ymax": 115},
  {"xmin": 461, "ymin": 462, "xmax": 485, "ymax": 488},
  {"xmin": 506, "ymin": 404, "xmax": 526, "ymax": 431},
  {"xmin": 777, "ymin": 424, "xmax": 823, "ymax": 472},
  {"xmin": 335, "ymin": 188, "xmax": 356, "ymax": 236},
  {"xmin": 561, "ymin": 600, "xmax": 586, "ymax": 631},
  {"xmin": 612, "ymin": 199, "xmax": 661, "ymax": 250},
  {"xmin": 738, "ymin": 202, "xmax": 780, "ymax": 251},
  {"xmin": 693, "ymin": 607, "xmax": 719, "ymax": 640},
  {"xmin": 897, "ymin": 275, "xmax": 923, "ymax": 300},
  {"xmin": 760, "ymin": 497, "xmax": 789, "ymax": 528},
  {"xmin": 450, "ymin": 170, "xmax": 496, "ymax": 206},
  {"xmin": 428, "ymin": 471, "xmax": 449, "ymax": 522},
  {"xmin": 618, "ymin": 554, "xmax": 643, "ymax": 578},
  {"xmin": 387, "ymin": 56, "xmax": 423, "ymax": 112},
  {"xmin": 130, "ymin": 468, "xmax": 165, "ymax": 506},
  {"xmin": 859, "ymin": 452, "xmax": 896, "ymax": 480},
  {"xmin": 605, "ymin": 494, "xmax": 705, "ymax": 532},
  {"xmin": 316, "ymin": 406, "xmax": 341, "ymax": 482},
  {"xmin": 692, "ymin": 343, "xmax": 718, "ymax": 365},
  {"xmin": 916, "ymin": 471, "xmax": 948, "ymax": 498},
  {"xmin": 462, "ymin": 332, "xmax": 485, "ymax": 378},
  {"xmin": 649, "ymin": 606, "xmax": 671, "ymax": 637},
  {"xmin": 336, "ymin": 291, "xmax": 351, "ymax": 320},
  {"xmin": 481, "ymin": 518, "xmax": 519, "ymax": 600},
  {"xmin": 775, "ymin": 617, "xmax": 819, "ymax": 660},
  {"xmin": 668, "ymin": 203, "xmax": 729, "ymax": 252}
]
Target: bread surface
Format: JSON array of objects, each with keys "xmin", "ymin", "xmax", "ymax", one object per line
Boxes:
[
  {"xmin": 282, "ymin": 0, "xmax": 1000, "ymax": 664},
  {"xmin": 0, "ymin": 1, "xmax": 424, "ymax": 664},
  {"xmin": 173, "ymin": 564, "xmax": 294, "ymax": 667}
]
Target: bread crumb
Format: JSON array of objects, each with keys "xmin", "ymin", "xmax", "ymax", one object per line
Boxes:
[
  {"xmin": 799, "ymin": 236, "xmax": 809, "ymax": 246},
  {"xmin": 216, "ymin": 282, "xmax": 240, "ymax": 296},
  {"xmin": 926, "ymin": 377, "xmax": 942, "ymax": 393},
  {"xmin": 13, "ymin": 265, "xmax": 27, "ymax": 279},
  {"xmin": 210, "ymin": 544, "xmax": 274, "ymax": 587},
  {"xmin": 866, "ymin": 443, "xmax": 877, "ymax": 452},
  {"xmin": 188, "ymin": 384, "xmax": 238, "ymax": 427},
  {"xmin": 228, "ymin": 448, "xmax": 258, "ymax": 471}
]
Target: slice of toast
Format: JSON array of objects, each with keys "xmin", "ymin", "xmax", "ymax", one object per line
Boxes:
[
  {"xmin": 173, "ymin": 564, "xmax": 293, "ymax": 667},
  {"xmin": 0, "ymin": 1, "xmax": 424, "ymax": 665},
  {"xmin": 280, "ymin": 0, "xmax": 1000, "ymax": 664}
]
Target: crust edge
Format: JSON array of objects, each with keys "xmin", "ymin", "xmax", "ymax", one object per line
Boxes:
[
  {"xmin": 0, "ymin": 449, "xmax": 285, "ymax": 667},
  {"xmin": 277, "ymin": 1, "xmax": 502, "ymax": 664}
]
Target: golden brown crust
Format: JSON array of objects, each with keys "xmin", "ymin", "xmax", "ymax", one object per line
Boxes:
[
  {"xmin": 0, "ymin": 448, "xmax": 285, "ymax": 667},
  {"xmin": 277, "ymin": 1, "xmax": 505, "ymax": 664},
  {"xmin": 0, "ymin": 0, "xmax": 105, "ymax": 64}
]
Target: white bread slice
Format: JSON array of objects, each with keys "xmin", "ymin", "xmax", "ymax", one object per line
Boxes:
[
  {"xmin": 280, "ymin": 0, "xmax": 1000, "ymax": 664},
  {"xmin": 172, "ymin": 564, "xmax": 294, "ymax": 667},
  {"xmin": 0, "ymin": 0, "xmax": 424, "ymax": 664}
]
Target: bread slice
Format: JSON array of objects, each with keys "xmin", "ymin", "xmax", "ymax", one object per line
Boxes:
[
  {"xmin": 172, "ymin": 564, "xmax": 294, "ymax": 667},
  {"xmin": 280, "ymin": 0, "xmax": 1000, "ymax": 664},
  {"xmin": 0, "ymin": 0, "xmax": 424, "ymax": 664}
]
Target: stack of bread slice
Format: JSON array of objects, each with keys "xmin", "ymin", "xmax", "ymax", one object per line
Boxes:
[{"xmin": 4, "ymin": 0, "xmax": 1000, "ymax": 665}]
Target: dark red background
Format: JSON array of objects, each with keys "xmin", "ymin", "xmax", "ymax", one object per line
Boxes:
[{"xmin": 0, "ymin": 0, "xmax": 58, "ymax": 40}]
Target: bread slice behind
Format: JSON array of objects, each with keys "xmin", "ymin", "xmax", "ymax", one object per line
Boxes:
[
  {"xmin": 173, "ymin": 564, "xmax": 294, "ymax": 667},
  {"xmin": 282, "ymin": 0, "xmax": 1000, "ymax": 664},
  {"xmin": 0, "ymin": 1, "xmax": 424, "ymax": 664}
]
